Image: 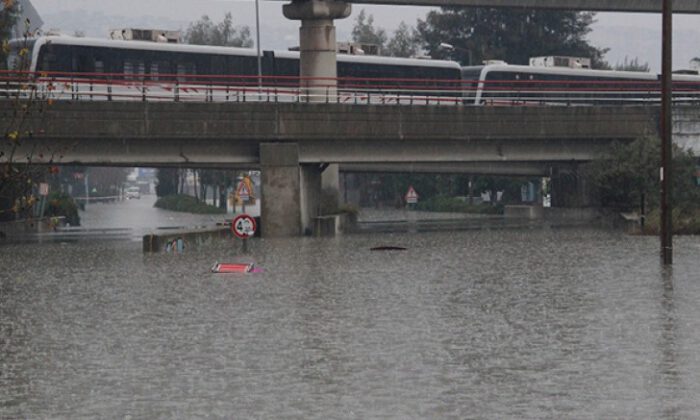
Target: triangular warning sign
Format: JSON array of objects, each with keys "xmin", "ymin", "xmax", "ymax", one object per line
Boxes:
[
  {"xmin": 236, "ymin": 181, "xmax": 251, "ymax": 199},
  {"xmin": 405, "ymin": 186, "xmax": 419, "ymax": 203}
]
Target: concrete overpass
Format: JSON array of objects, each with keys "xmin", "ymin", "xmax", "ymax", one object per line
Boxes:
[
  {"xmin": 2, "ymin": 102, "xmax": 656, "ymax": 166},
  {"xmin": 2, "ymin": 100, "xmax": 663, "ymax": 236},
  {"xmin": 275, "ymin": 0, "xmax": 700, "ymax": 13}
]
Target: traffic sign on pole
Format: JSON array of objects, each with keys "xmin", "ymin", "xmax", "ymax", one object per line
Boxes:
[
  {"xmin": 232, "ymin": 214, "xmax": 256, "ymax": 239},
  {"xmin": 405, "ymin": 185, "xmax": 419, "ymax": 204},
  {"xmin": 236, "ymin": 181, "xmax": 251, "ymax": 202}
]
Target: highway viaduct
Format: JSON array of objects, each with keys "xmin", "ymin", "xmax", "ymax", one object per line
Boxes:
[{"xmin": 1, "ymin": 100, "xmax": 669, "ymax": 236}]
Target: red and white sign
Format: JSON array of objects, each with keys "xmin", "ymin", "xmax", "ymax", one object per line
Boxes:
[
  {"xmin": 232, "ymin": 214, "xmax": 256, "ymax": 239},
  {"xmin": 405, "ymin": 185, "xmax": 419, "ymax": 204},
  {"xmin": 236, "ymin": 181, "xmax": 251, "ymax": 202}
]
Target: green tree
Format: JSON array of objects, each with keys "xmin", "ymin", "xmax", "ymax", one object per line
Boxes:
[
  {"xmin": 182, "ymin": 12, "xmax": 251, "ymax": 210},
  {"xmin": 1, "ymin": 0, "xmax": 20, "ymax": 70},
  {"xmin": 185, "ymin": 12, "xmax": 253, "ymax": 48},
  {"xmin": 614, "ymin": 56, "xmax": 650, "ymax": 72},
  {"xmin": 586, "ymin": 136, "xmax": 700, "ymax": 212},
  {"xmin": 1, "ymin": 14, "xmax": 56, "ymax": 223},
  {"xmin": 351, "ymin": 9, "xmax": 387, "ymax": 51},
  {"xmin": 385, "ymin": 22, "xmax": 422, "ymax": 58},
  {"xmin": 417, "ymin": 8, "xmax": 608, "ymax": 68},
  {"xmin": 155, "ymin": 168, "xmax": 179, "ymax": 197}
]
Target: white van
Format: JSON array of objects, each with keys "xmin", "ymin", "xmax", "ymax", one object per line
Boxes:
[{"xmin": 125, "ymin": 186, "xmax": 141, "ymax": 199}]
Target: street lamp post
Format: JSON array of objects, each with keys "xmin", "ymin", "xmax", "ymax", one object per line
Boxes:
[{"xmin": 255, "ymin": 0, "xmax": 262, "ymax": 88}]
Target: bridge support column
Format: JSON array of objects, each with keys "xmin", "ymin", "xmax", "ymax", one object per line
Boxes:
[
  {"xmin": 321, "ymin": 163, "xmax": 341, "ymax": 209},
  {"xmin": 550, "ymin": 166, "xmax": 594, "ymax": 208},
  {"xmin": 283, "ymin": 0, "xmax": 351, "ymax": 102},
  {"xmin": 260, "ymin": 143, "xmax": 322, "ymax": 237}
]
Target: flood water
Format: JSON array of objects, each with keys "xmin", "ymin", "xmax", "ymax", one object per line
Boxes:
[{"xmin": 2, "ymin": 196, "xmax": 700, "ymax": 418}]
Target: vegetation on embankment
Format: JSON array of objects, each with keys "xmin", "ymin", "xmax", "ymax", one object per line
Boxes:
[
  {"xmin": 154, "ymin": 195, "xmax": 226, "ymax": 214},
  {"xmin": 415, "ymin": 195, "xmax": 503, "ymax": 214},
  {"xmin": 641, "ymin": 209, "xmax": 700, "ymax": 235},
  {"xmin": 585, "ymin": 136, "xmax": 700, "ymax": 235}
]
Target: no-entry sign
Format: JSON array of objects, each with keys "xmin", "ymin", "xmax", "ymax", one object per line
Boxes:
[{"xmin": 232, "ymin": 214, "xmax": 256, "ymax": 239}]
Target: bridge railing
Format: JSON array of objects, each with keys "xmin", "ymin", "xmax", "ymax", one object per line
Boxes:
[{"xmin": 2, "ymin": 70, "xmax": 700, "ymax": 106}]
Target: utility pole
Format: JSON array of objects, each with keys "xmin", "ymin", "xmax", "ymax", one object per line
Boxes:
[{"xmin": 660, "ymin": 0, "xmax": 673, "ymax": 265}]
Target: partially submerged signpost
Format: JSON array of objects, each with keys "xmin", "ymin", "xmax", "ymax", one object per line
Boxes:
[{"xmin": 232, "ymin": 213, "xmax": 256, "ymax": 253}]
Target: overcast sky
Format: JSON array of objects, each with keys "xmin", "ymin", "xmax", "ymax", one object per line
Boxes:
[{"xmin": 31, "ymin": 0, "xmax": 700, "ymax": 71}]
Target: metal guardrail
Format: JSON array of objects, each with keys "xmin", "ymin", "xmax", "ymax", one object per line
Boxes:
[{"xmin": 2, "ymin": 70, "xmax": 700, "ymax": 106}]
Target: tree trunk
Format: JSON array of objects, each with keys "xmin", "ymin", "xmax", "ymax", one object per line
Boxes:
[{"xmin": 219, "ymin": 185, "xmax": 227, "ymax": 211}]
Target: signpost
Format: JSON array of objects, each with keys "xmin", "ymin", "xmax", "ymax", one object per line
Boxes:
[
  {"xmin": 232, "ymin": 213, "xmax": 256, "ymax": 252},
  {"xmin": 236, "ymin": 179, "xmax": 252, "ymax": 213},
  {"xmin": 36, "ymin": 183, "xmax": 49, "ymax": 218},
  {"xmin": 405, "ymin": 185, "xmax": 419, "ymax": 205}
]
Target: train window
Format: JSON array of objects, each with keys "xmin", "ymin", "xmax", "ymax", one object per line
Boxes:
[
  {"xmin": 211, "ymin": 56, "xmax": 226, "ymax": 75},
  {"xmin": 124, "ymin": 60, "xmax": 145, "ymax": 80},
  {"xmin": 53, "ymin": 45, "xmax": 73, "ymax": 72},
  {"xmin": 73, "ymin": 51, "xmax": 95, "ymax": 73},
  {"xmin": 274, "ymin": 58, "xmax": 298, "ymax": 77},
  {"xmin": 40, "ymin": 51, "xmax": 57, "ymax": 72},
  {"xmin": 177, "ymin": 63, "xmax": 196, "ymax": 82},
  {"xmin": 150, "ymin": 61, "xmax": 170, "ymax": 81}
]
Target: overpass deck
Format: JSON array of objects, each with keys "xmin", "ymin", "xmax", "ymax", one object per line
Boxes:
[{"xmin": 1, "ymin": 101, "xmax": 658, "ymax": 167}]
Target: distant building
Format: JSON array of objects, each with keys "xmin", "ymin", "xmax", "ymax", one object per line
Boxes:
[{"xmin": 2, "ymin": 0, "xmax": 44, "ymax": 38}]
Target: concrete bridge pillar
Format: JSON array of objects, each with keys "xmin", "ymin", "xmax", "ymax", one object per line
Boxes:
[
  {"xmin": 260, "ymin": 143, "xmax": 322, "ymax": 237},
  {"xmin": 321, "ymin": 163, "xmax": 341, "ymax": 209},
  {"xmin": 283, "ymin": 0, "xmax": 351, "ymax": 102},
  {"xmin": 550, "ymin": 166, "xmax": 594, "ymax": 208}
]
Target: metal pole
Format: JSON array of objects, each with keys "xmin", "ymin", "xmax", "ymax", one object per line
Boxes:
[
  {"xmin": 84, "ymin": 172, "xmax": 89, "ymax": 207},
  {"xmin": 255, "ymin": 0, "xmax": 262, "ymax": 89},
  {"xmin": 661, "ymin": 0, "xmax": 673, "ymax": 265}
]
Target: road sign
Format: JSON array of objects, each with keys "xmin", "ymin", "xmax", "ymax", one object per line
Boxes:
[
  {"xmin": 236, "ymin": 180, "xmax": 251, "ymax": 202},
  {"xmin": 405, "ymin": 185, "xmax": 419, "ymax": 204},
  {"xmin": 232, "ymin": 214, "xmax": 256, "ymax": 239}
]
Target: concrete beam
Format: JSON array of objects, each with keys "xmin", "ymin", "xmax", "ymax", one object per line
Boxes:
[
  {"xmin": 274, "ymin": 0, "xmax": 700, "ymax": 14},
  {"xmin": 339, "ymin": 162, "xmax": 553, "ymax": 176},
  {"xmin": 0, "ymin": 101, "xmax": 661, "ymax": 167}
]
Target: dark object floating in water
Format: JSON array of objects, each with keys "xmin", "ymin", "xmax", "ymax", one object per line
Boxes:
[
  {"xmin": 370, "ymin": 246, "xmax": 407, "ymax": 251},
  {"xmin": 212, "ymin": 262, "xmax": 255, "ymax": 273}
]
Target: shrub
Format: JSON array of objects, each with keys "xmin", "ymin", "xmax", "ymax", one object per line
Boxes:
[
  {"xmin": 154, "ymin": 194, "xmax": 226, "ymax": 214},
  {"xmin": 415, "ymin": 195, "xmax": 503, "ymax": 214},
  {"xmin": 47, "ymin": 192, "xmax": 80, "ymax": 226}
]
